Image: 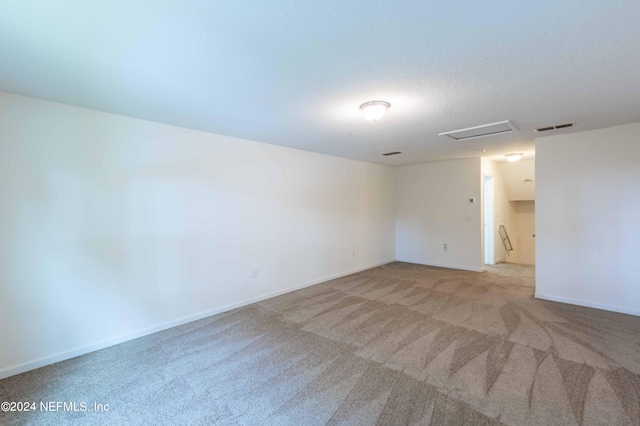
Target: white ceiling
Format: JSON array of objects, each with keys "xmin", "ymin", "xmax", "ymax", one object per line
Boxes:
[{"xmin": 1, "ymin": 1, "xmax": 639, "ymax": 166}]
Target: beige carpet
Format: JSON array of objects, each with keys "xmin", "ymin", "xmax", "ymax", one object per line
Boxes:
[{"xmin": 1, "ymin": 262, "xmax": 639, "ymax": 425}]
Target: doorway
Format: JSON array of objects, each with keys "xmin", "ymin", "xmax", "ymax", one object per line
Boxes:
[{"xmin": 512, "ymin": 200, "xmax": 535, "ymax": 265}]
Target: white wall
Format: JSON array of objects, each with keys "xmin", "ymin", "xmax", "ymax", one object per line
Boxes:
[
  {"xmin": 395, "ymin": 158, "xmax": 483, "ymax": 271},
  {"xmin": 0, "ymin": 92, "xmax": 396, "ymax": 378},
  {"xmin": 536, "ymin": 122, "xmax": 640, "ymax": 316},
  {"xmin": 502, "ymin": 159, "xmax": 535, "ymax": 201}
]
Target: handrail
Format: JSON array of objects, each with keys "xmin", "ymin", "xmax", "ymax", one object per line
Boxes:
[{"xmin": 499, "ymin": 224, "xmax": 514, "ymax": 256}]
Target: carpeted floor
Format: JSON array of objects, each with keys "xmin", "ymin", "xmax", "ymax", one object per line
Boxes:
[{"xmin": 1, "ymin": 261, "xmax": 640, "ymax": 425}]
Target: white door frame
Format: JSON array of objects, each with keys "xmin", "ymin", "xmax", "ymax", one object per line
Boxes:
[{"xmin": 483, "ymin": 174, "xmax": 495, "ymax": 265}]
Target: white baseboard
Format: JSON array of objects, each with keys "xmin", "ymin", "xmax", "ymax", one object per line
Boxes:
[
  {"xmin": 0, "ymin": 259, "xmax": 394, "ymax": 380},
  {"xmin": 535, "ymin": 293, "xmax": 640, "ymax": 317},
  {"xmin": 395, "ymin": 258, "xmax": 484, "ymax": 273}
]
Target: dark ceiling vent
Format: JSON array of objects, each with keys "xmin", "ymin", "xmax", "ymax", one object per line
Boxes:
[
  {"xmin": 534, "ymin": 122, "xmax": 574, "ymax": 132},
  {"xmin": 438, "ymin": 120, "xmax": 517, "ymax": 141},
  {"xmin": 382, "ymin": 151, "xmax": 402, "ymax": 156}
]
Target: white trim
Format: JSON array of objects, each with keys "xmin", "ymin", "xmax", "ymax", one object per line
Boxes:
[
  {"xmin": 0, "ymin": 259, "xmax": 395, "ymax": 380},
  {"xmin": 438, "ymin": 120, "xmax": 518, "ymax": 141},
  {"xmin": 535, "ymin": 293, "xmax": 640, "ymax": 317},
  {"xmin": 395, "ymin": 258, "xmax": 484, "ymax": 273}
]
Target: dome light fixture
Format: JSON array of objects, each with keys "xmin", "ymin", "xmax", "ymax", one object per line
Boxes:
[
  {"xmin": 505, "ymin": 153, "xmax": 523, "ymax": 162},
  {"xmin": 360, "ymin": 100, "xmax": 390, "ymax": 122}
]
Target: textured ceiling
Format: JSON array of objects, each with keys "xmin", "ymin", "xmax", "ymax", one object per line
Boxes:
[{"xmin": 1, "ymin": 1, "xmax": 639, "ymax": 166}]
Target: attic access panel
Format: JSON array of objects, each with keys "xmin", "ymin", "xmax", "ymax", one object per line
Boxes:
[{"xmin": 439, "ymin": 120, "xmax": 518, "ymax": 141}]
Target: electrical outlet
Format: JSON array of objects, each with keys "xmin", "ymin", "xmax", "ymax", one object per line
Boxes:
[
  {"xmin": 443, "ymin": 244, "xmax": 448, "ymax": 252},
  {"xmin": 352, "ymin": 250, "xmax": 356, "ymax": 257},
  {"xmin": 252, "ymin": 269, "xmax": 258, "ymax": 279}
]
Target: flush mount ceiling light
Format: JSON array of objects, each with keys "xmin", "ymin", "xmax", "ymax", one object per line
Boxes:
[
  {"xmin": 505, "ymin": 153, "xmax": 523, "ymax": 162},
  {"xmin": 360, "ymin": 101, "xmax": 390, "ymax": 122}
]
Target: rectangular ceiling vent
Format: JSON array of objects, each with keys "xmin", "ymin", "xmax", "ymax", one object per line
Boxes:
[
  {"xmin": 534, "ymin": 122, "xmax": 574, "ymax": 132},
  {"xmin": 438, "ymin": 120, "xmax": 517, "ymax": 141},
  {"xmin": 382, "ymin": 151, "xmax": 402, "ymax": 156}
]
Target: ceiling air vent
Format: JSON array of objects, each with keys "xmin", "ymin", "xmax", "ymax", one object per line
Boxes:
[
  {"xmin": 534, "ymin": 122, "xmax": 574, "ymax": 132},
  {"xmin": 439, "ymin": 120, "xmax": 517, "ymax": 141},
  {"xmin": 382, "ymin": 151, "xmax": 402, "ymax": 156}
]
